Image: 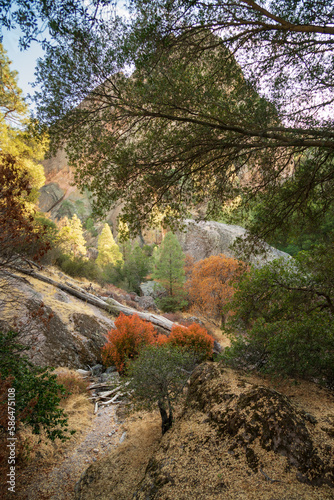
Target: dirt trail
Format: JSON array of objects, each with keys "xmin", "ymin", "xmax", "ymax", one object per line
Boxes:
[{"xmin": 18, "ymin": 404, "xmax": 124, "ymax": 500}]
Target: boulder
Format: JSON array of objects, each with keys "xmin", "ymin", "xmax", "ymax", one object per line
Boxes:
[
  {"xmin": 132, "ymin": 364, "xmax": 333, "ymax": 499},
  {"xmin": 176, "ymin": 219, "xmax": 289, "ymax": 265},
  {"xmin": 38, "ymin": 182, "xmax": 65, "ymax": 213},
  {"xmin": 1, "ymin": 276, "xmax": 115, "ymax": 369},
  {"xmin": 140, "ymin": 281, "xmax": 166, "ymax": 299},
  {"xmin": 137, "ymin": 296, "xmax": 158, "ymax": 311}
]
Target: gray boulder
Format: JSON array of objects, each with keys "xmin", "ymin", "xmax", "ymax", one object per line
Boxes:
[
  {"xmin": 139, "ymin": 281, "xmax": 166, "ymax": 299},
  {"xmin": 176, "ymin": 219, "xmax": 289, "ymax": 265},
  {"xmin": 137, "ymin": 295, "xmax": 158, "ymax": 311},
  {"xmin": 38, "ymin": 182, "xmax": 65, "ymax": 213}
]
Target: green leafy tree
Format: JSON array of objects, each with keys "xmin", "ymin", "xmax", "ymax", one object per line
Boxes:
[
  {"xmin": 103, "ymin": 241, "xmax": 152, "ymax": 293},
  {"xmin": 224, "ymin": 249, "xmax": 334, "ymax": 386},
  {"xmin": 1, "ymin": 0, "xmax": 110, "ymax": 49},
  {"xmin": 96, "ymin": 223, "xmax": 123, "ymax": 268},
  {"xmin": 13, "ymin": 1, "xmax": 330, "ymax": 245},
  {"xmin": 126, "ymin": 345, "xmax": 197, "ymax": 434},
  {"xmin": 153, "ymin": 232, "xmax": 187, "ymax": 311},
  {"xmin": 56, "ymin": 214, "xmax": 87, "ymax": 258},
  {"xmin": 0, "ymin": 44, "xmax": 47, "ymax": 201}
]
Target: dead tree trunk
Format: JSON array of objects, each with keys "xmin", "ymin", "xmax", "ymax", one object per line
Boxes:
[{"xmin": 12, "ymin": 268, "xmax": 174, "ymax": 333}]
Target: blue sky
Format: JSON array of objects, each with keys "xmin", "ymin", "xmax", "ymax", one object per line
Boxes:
[
  {"xmin": 1, "ymin": 1, "xmax": 129, "ymax": 110},
  {"xmin": 2, "ymin": 26, "xmax": 45, "ymax": 108}
]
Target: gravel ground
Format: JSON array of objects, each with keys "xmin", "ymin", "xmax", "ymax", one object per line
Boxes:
[{"xmin": 19, "ymin": 404, "xmax": 124, "ymax": 500}]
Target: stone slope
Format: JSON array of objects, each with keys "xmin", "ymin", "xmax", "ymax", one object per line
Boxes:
[
  {"xmin": 73, "ymin": 364, "xmax": 334, "ymax": 499},
  {"xmin": 0, "ymin": 269, "xmax": 116, "ymax": 368},
  {"xmin": 132, "ymin": 364, "xmax": 334, "ymax": 499}
]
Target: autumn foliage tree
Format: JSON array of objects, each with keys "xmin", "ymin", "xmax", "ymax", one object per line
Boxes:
[
  {"xmin": 186, "ymin": 254, "xmax": 247, "ymax": 325},
  {"xmin": 56, "ymin": 214, "xmax": 87, "ymax": 258},
  {"xmin": 96, "ymin": 223, "xmax": 123, "ymax": 268},
  {"xmin": 0, "ymin": 154, "xmax": 50, "ymax": 278}
]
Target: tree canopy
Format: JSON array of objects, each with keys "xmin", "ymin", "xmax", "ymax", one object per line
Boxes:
[
  {"xmin": 0, "ymin": 44, "xmax": 47, "ymax": 198},
  {"xmin": 7, "ymin": 0, "xmax": 334, "ymax": 241},
  {"xmin": 56, "ymin": 214, "xmax": 87, "ymax": 258},
  {"xmin": 224, "ymin": 249, "xmax": 334, "ymax": 385}
]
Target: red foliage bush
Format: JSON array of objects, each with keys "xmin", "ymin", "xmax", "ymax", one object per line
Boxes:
[
  {"xmin": 101, "ymin": 314, "xmax": 215, "ymax": 373},
  {"xmin": 168, "ymin": 323, "xmax": 214, "ymax": 360},
  {"xmin": 154, "ymin": 333, "xmax": 169, "ymax": 346},
  {"xmin": 101, "ymin": 313, "xmax": 157, "ymax": 373}
]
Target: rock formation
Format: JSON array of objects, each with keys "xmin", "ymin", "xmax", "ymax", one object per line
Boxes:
[
  {"xmin": 74, "ymin": 362, "xmax": 334, "ymax": 499},
  {"xmin": 0, "ymin": 271, "xmax": 115, "ymax": 368},
  {"xmin": 176, "ymin": 219, "xmax": 289, "ymax": 264}
]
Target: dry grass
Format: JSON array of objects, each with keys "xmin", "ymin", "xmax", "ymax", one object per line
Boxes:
[{"xmin": 55, "ymin": 367, "xmax": 90, "ymax": 399}]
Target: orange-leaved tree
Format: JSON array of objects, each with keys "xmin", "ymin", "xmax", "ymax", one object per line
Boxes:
[
  {"xmin": 168, "ymin": 323, "xmax": 214, "ymax": 360},
  {"xmin": 101, "ymin": 313, "xmax": 158, "ymax": 373},
  {"xmin": 186, "ymin": 254, "xmax": 247, "ymax": 325}
]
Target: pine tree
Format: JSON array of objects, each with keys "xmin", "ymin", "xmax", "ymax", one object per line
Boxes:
[
  {"xmin": 153, "ymin": 232, "xmax": 187, "ymax": 311},
  {"xmin": 96, "ymin": 223, "xmax": 123, "ymax": 268},
  {"xmin": 57, "ymin": 214, "xmax": 87, "ymax": 258}
]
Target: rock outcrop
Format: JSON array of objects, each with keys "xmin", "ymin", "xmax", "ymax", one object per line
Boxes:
[
  {"xmin": 131, "ymin": 364, "xmax": 334, "ymax": 500},
  {"xmin": 176, "ymin": 219, "xmax": 289, "ymax": 264},
  {"xmin": 74, "ymin": 363, "xmax": 334, "ymax": 500},
  {"xmin": 0, "ymin": 272, "xmax": 115, "ymax": 368}
]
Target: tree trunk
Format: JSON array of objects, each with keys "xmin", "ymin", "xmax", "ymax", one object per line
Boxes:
[
  {"xmin": 11, "ymin": 267, "xmax": 174, "ymax": 333},
  {"xmin": 158, "ymin": 400, "xmax": 173, "ymax": 435}
]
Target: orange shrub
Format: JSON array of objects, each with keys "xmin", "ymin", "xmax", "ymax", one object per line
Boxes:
[
  {"xmin": 154, "ymin": 333, "xmax": 169, "ymax": 346},
  {"xmin": 168, "ymin": 323, "xmax": 214, "ymax": 360},
  {"xmin": 101, "ymin": 313, "xmax": 157, "ymax": 373}
]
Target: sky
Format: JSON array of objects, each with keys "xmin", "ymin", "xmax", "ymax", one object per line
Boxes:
[
  {"xmin": 1, "ymin": 1, "xmax": 129, "ymax": 111},
  {"xmin": 2, "ymin": 26, "xmax": 45, "ymax": 107}
]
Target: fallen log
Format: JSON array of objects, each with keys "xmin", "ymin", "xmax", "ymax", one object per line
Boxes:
[{"xmin": 12, "ymin": 268, "xmax": 174, "ymax": 333}]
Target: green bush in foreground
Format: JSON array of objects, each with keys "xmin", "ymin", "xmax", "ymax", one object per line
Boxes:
[
  {"xmin": 0, "ymin": 331, "xmax": 74, "ymax": 441},
  {"xmin": 223, "ymin": 250, "xmax": 334, "ymax": 386},
  {"xmin": 126, "ymin": 345, "xmax": 197, "ymax": 434}
]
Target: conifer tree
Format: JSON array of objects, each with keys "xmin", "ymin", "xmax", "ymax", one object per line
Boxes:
[
  {"xmin": 57, "ymin": 214, "xmax": 87, "ymax": 258},
  {"xmin": 153, "ymin": 232, "xmax": 187, "ymax": 311},
  {"xmin": 96, "ymin": 223, "xmax": 123, "ymax": 268}
]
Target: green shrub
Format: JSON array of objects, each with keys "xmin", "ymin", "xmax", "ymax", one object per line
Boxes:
[
  {"xmin": 102, "ymin": 242, "xmax": 152, "ymax": 294},
  {"xmin": 223, "ymin": 252, "xmax": 334, "ymax": 386},
  {"xmin": 156, "ymin": 295, "xmax": 188, "ymax": 312},
  {"xmin": 126, "ymin": 345, "xmax": 197, "ymax": 434},
  {"xmin": 0, "ymin": 331, "xmax": 74, "ymax": 441},
  {"xmin": 56, "ymin": 254, "xmax": 103, "ymax": 282}
]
